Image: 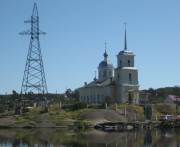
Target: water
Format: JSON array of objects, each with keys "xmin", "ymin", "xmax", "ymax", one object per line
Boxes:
[{"xmin": 0, "ymin": 128, "xmax": 179, "ymax": 147}]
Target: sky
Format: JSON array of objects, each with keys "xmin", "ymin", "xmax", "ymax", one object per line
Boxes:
[{"xmin": 0, "ymin": 0, "xmax": 180, "ymax": 95}]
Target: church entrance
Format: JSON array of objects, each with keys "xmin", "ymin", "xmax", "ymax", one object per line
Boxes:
[{"xmin": 128, "ymin": 92, "xmax": 132, "ymax": 104}]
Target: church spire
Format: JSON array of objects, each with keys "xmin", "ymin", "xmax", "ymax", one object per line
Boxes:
[
  {"xmin": 104, "ymin": 42, "xmax": 108, "ymax": 61},
  {"xmin": 124, "ymin": 22, "xmax": 127, "ymax": 50}
]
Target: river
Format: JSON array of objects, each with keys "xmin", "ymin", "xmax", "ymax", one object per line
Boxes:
[{"xmin": 0, "ymin": 128, "xmax": 179, "ymax": 147}]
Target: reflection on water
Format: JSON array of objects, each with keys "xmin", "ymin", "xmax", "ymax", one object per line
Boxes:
[{"xmin": 0, "ymin": 128, "xmax": 179, "ymax": 147}]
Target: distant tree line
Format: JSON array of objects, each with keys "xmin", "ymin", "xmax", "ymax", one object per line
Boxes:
[
  {"xmin": 141, "ymin": 86, "xmax": 180, "ymax": 102},
  {"xmin": 0, "ymin": 88, "xmax": 79, "ymax": 113},
  {"xmin": 1, "ymin": 86, "xmax": 180, "ymax": 113}
]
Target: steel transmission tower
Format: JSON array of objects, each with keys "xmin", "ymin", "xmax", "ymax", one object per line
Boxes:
[{"xmin": 20, "ymin": 3, "xmax": 48, "ymax": 98}]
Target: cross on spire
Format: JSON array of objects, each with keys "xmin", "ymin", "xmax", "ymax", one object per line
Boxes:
[
  {"xmin": 105, "ymin": 42, "xmax": 107, "ymax": 51},
  {"xmin": 103, "ymin": 42, "xmax": 108, "ymax": 61}
]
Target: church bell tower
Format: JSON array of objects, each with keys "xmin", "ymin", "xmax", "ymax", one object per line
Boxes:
[{"xmin": 115, "ymin": 24, "xmax": 139, "ymax": 104}]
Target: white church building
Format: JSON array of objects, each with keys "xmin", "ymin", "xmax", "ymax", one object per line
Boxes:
[{"xmin": 78, "ymin": 28, "xmax": 139, "ymax": 104}]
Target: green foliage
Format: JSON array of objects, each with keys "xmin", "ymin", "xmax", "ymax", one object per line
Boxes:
[
  {"xmin": 143, "ymin": 86, "xmax": 180, "ymax": 102},
  {"xmin": 49, "ymin": 103, "xmax": 60, "ymax": 111},
  {"xmin": 0, "ymin": 104, "xmax": 6, "ymax": 113},
  {"xmin": 15, "ymin": 116, "xmax": 27, "ymax": 124},
  {"xmin": 153, "ymin": 103, "xmax": 176, "ymax": 114},
  {"xmin": 65, "ymin": 88, "xmax": 79, "ymax": 101},
  {"xmin": 62, "ymin": 102, "xmax": 87, "ymax": 111},
  {"xmin": 118, "ymin": 104, "xmax": 144, "ymax": 114},
  {"xmin": 104, "ymin": 96, "xmax": 114, "ymax": 104},
  {"xmin": 14, "ymin": 107, "xmax": 44, "ymax": 124},
  {"xmin": 59, "ymin": 108, "xmax": 91, "ymax": 120},
  {"xmin": 74, "ymin": 120, "xmax": 90, "ymax": 129}
]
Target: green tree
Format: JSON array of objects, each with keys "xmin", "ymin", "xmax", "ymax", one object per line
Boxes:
[{"xmin": 105, "ymin": 96, "xmax": 114, "ymax": 105}]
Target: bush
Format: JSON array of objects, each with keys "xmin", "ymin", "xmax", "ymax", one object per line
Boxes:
[
  {"xmin": 154, "ymin": 104, "xmax": 176, "ymax": 114},
  {"xmin": 62, "ymin": 103, "xmax": 87, "ymax": 111},
  {"xmin": 0, "ymin": 105, "xmax": 6, "ymax": 113}
]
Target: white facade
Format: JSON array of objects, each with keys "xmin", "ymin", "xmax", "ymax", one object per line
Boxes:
[{"xmin": 79, "ymin": 29, "xmax": 139, "ymax": 104}]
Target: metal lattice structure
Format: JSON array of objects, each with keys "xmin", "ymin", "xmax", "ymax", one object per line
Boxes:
[{"xmin": 20, "ymin": 3, "xmax": 48, "ymax": 98}]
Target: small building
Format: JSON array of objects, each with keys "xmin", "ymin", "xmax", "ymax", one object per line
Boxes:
[
  {"xmin": 78, "ymin": 27, "xmax": 139, "ymax": 104},
  {"xmin": 166, "ymin": 95, "xmax": 180, "ymax": 105}
]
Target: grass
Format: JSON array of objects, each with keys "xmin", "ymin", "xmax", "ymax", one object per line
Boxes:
[
  {"xmin": 117, "ymin": 104, "xmax": 144, "ymax": 114},
  {"xmin": 60, "ymin": 108, "xmax": 92, "ymax": 120},
  {"xmin": 15, "ymin": 116, "xmax": 27, "ymax": 124},
  {"xmin": 14, "ymin": 107, "xmax": 44, "ymax": 124},
  {"xmin": 0, "ymin": 110, "xmax": 14, "ymax": 118},
  {"xmin": 1, "ymin": 103, "xmax": 179, "ymax": 128},
  {"xmin": 153, "ymin": 103, "xmax": 177, "ymax": 115}
]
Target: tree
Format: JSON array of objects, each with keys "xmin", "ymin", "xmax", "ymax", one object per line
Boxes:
[
  {"xmin": 104, "ymin": 96, "xmax": 114, "ymax": 105},
  {"xmin": 66, "ymin": 88, "xmax": 73, "ymax": 98}
]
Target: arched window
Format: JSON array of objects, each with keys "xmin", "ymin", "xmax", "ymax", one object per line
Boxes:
[
  {"xmin": 117, "ymin": 73, "xmax": 120, "ymax": 81},
  {"xmin": 128, "ymin": 60, "xmax": 130, "ymax": 66},
  {"xmin": 129, "ymin": 73, "xmax": 132, "ymax": 82},
  {"xmin": 119, "ymin": 60, "xmax": 122, "ymax": 67},
  {"xmin": 98, "ymin": 94, "xmax": 100, "ymax": 103},
  {"xmin": 102, "ymin": 94, "xmax": 104, "ymax": 102},
  {"xmin": 87, "ymin": 96, "xmax": 89, "ymax": 103}
]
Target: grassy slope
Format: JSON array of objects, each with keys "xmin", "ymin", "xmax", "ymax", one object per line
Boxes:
[{"xmin": 0, "ymin": 103, "xmax": 179, "ymax": 128}]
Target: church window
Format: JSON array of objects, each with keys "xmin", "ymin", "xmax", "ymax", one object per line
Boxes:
[
  {"xmin": 87, "ymin": 96, "xmax": 89, "ymax": 103},
  {"xmin": 98, "ymin": 94, "xmax": 100, "ymax": 103},
  {"xmin": 103, "ymin": 71, "xmax": 106, "ymax": 76},
  {"xmin": 94, "ymin": 95, "xmax": 96, "ymax": 103},
  {"xmin": 102, "ymin": 94, "xmax": 104, "ymax": 102},
  {"xmin": 99, "ymin": 71, "xmax": 101, "ymax": 76},
  {"xmin": 120, "ymin": 60, "xmax": 122, "ymax": 67},
  {"xmin": 117, "ymin": 73, "xmax": 119, "ymax": 81},
  {"xmin": 129, "ymin": 73, "xmax": 132, "ymax": 82},
  {"xmin": 128, "ymin": 60, "xmax": 130, "ymax": 66}
]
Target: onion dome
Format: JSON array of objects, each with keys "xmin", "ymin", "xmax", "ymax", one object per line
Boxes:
[{"xmin": 99, "ymin": 50, "xmax": 113, "ymax": 68}]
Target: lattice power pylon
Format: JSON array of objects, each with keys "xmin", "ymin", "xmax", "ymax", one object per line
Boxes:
[{"xmin": 20, "ymin": 3, "xmax": 48, "ymax": 99}]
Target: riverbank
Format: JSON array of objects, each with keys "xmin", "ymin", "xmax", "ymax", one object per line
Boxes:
[
  {"xmin": 0, "ymin": 108, "xmax": 128, "ymax": 128},
  {"xmin": 0, "ymin": 103, "xmax": 179, "ymax": 128}
]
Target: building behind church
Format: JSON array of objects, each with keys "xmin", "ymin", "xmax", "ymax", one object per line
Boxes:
[{"xmin": 78, "ymin": 28, "xmax": 139, "ymax": 104}]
